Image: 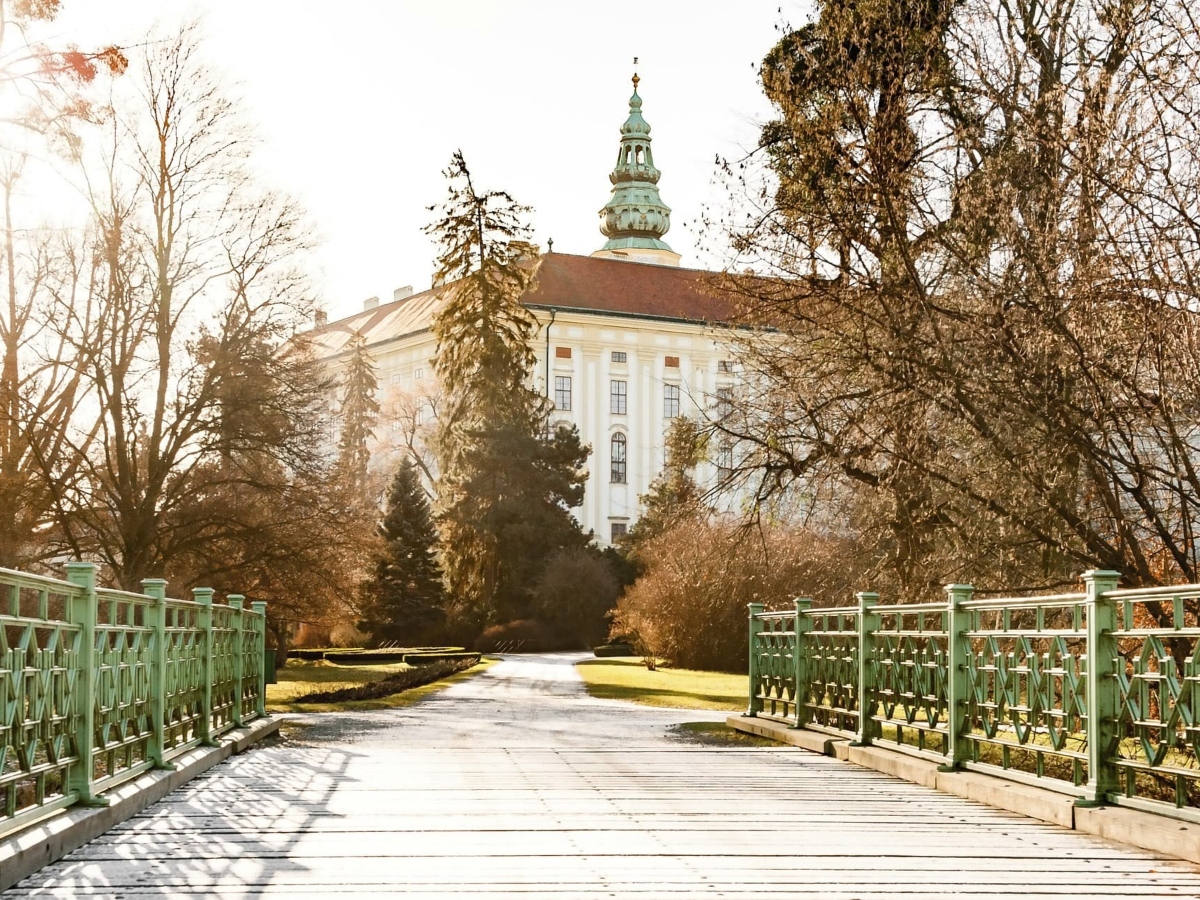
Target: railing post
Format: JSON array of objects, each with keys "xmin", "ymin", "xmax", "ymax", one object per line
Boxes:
[
  {"xmin": 852, "ymin": 592, "xmax": 880, "ymax": 746},
  {"xmin": 194, "ymin": 587, "xmax": 217, "ymax": 746},
  {"xmin": 793, "ymin": 597, "xmax": 813, "ymax": 728},
  {"xmin": 939, "ymin": 584, "xmax": 973, "ymax": 772},
  {"xmin": 141, "ymin": 578, "xmax": 171, "ymax": 769},
  {"xmin": 746, "ymin": 602, "xmax": 765, "ymax": 717},
  {"xmin": 228, "ymin": 595, "xmax": 245, "ymax": 728},
  {"xmin": 1082, "ymin": 569, "xmax": 1122, "ymax": 805},
  {"xmin": 64, "ymin": 562, "xmax": 106, "ymax": 807},
  {"xmin": 252, "ymin": 601, "xmax": 268, "ymax": 718}
]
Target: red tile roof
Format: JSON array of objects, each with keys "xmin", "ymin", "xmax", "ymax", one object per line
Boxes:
[
  {"xmin": 524, "ymin": 253, "xmax": 736, "ymax": 323},
  {"xmin": 311, "ymin": 253, "xmax": 736, "ymax": 357}
]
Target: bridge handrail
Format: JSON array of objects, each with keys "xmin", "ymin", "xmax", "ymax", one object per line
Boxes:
[
  {"xmin": 1106, "ymin": 584, "xmax": 1200, "ymax": 600},
  {"xmin": 0, "ymin": 563, "xmax": 268, "ymax": 840},
  {"xmin": 747, "ymin": 570, "xmax": 1200, "ymax": 824},
  {"xmin": 959, "ymin": 592, "xmax": 1086, "ymax": 612}
]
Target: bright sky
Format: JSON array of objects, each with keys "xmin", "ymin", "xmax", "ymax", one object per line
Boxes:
[{"xmin": 41, "ymin": 1, "xmax": 809, "ymax": 321}]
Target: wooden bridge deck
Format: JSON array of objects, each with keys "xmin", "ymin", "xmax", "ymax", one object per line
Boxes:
[{"xmin": 7, "ymin": 654, "xmax": 1200, "ymax": 899}]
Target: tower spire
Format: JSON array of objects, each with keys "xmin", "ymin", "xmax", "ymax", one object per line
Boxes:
[{"xmin": 591, "ymin": 69, "xmax": 681, "ymax": 267}]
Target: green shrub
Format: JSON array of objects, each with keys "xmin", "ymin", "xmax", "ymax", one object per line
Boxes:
[
  {"xmin": 289, "ymin": 648, "xmax": 330, "ymax": 661},
  {"xmin": 402, "ymin": 650, "xmax": 480, "ymax": 664},
  {"xmin": 323, "ymin": 646, "xmax": 464, "ymax": 665},
  {"xmin": 293, "ymin": 656, "xmax": 479, "ymax": 703},
  {"xmin": 323, "ymin": 649, "xmax": 406, "ymax": 664},
  {"xmin": 532, "ymin": 548, "xmax": 622, "ymax": 648},
  {"xmin": 593, "ymin": 643, "xmax": 634, "ymax": 657},
  {"xmin": 289, "ymin": 647, "xmax": 367, "ymax": 661}
]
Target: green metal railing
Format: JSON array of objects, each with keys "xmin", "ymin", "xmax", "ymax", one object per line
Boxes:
[
  {"xmin": 748, "ymin": 570, "xmax": 1200, "ymax": 823},
  {"xmin": 0, "ymin": 563, "xmax": 267, "ymax": 839}
]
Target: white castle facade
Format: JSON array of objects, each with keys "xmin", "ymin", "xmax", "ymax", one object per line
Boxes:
[{"xmin": 312, "ymin": 76, "xmax": 740, "ymax": 544}]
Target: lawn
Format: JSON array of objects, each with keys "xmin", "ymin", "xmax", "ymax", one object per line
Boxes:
[
  {"xmin": 267, "ymin": 657, "xmax": 497, "ymax": 713},
  {"xmin": 575, "ymin": 657, "xmax": 748, "ymax": 711}
]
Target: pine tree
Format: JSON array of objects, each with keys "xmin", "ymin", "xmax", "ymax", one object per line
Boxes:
[
  {"xmin": 359, "ymin": 457, "xmax": 445, "ymax": 643},
  {"xmin": 426, "ymin": 152, "xmax": 589, "ymax": 630},
  {"xmin": 337, "ymin": 331, "xmax": 379, "ymax": 494}
]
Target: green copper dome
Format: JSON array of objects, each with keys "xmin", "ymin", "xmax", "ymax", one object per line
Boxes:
[{"xmin": 598, "ymin": 74, "xmax": 674, "ymax": 254}]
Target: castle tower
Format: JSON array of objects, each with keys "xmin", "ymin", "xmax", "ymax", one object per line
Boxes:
[{"xmin": 591, "ymin": 72, "xmax": 681, "ymax": 267}]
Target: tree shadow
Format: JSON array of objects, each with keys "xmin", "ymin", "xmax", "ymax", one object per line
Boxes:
[{"xmin": 10, "ymin": 736, "xmax": 361, "ymax": 897}]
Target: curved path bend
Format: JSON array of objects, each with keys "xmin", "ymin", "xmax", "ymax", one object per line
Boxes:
[{"xmin": 7, "ymin": 653, "xmax": 1200, "ymax": 899}]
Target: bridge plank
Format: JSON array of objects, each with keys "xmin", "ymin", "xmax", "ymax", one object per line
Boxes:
[{"xmin": 9, "ymin": 653, "xmax": 1200, "ymax": 898}]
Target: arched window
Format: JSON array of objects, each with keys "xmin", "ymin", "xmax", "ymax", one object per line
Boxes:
[{"xmin": 611, "ymin": 433, "xmax": 627, "ymax": 483}]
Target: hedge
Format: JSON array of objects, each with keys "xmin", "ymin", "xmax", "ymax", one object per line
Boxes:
[{"xmin": 293, "ymin": 655, "xmax": 482, "ymax": 704}]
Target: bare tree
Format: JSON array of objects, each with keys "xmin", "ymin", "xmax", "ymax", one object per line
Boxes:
[
  {"xmin": 718, "ymin": 0, "xmax": 1200, "ymax": 595},
  {"xmin": 0, "ymin": 160, "xmax": 100, "ymax": 566},
  {"xmin": 45, "ymin": 25, "xmax": 370, "ymax": 628},
  {"xmin": 0, "ymin": 2, "xmax": 125, "ymax": 567},
  {"xmin": 375, "ymin": 381, "xmax": 440, "ymax": 494}
]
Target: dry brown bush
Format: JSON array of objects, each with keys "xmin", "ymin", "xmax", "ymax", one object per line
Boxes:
[{"xmin": 611, "ymin": 520, "xmax": 867, "ymax": 672}]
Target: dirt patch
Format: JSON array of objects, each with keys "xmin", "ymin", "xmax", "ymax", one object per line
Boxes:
[{"xmin": 668, "ymin": 721, "xmax": 777, "ymax": 746}]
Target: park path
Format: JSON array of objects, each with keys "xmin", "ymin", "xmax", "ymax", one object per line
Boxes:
[{"xmin": 6, "ymin": 652, "xmax": 1200, "ymax": 899}]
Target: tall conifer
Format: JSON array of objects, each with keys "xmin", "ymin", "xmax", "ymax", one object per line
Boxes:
[
  {"xmin": 426, "ymin": 152, "xmax": 589, "ymax": 630},
  {"xmin": 337, "ymin": 331, "xmax": 379, "ymax": 494},
  {"xmin": 359, "ymin": 457, "xmax": 445, "ymax": 643}
]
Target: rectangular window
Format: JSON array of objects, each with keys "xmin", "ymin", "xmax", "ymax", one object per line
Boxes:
[
  {"xmin": 612, "ymin": 351, "xmax": 627, "ymax": 363},
  {"xmin": 611, "ymin": 380, "xmax": 627, "ymax": 415},
  {"xmin": 715, "ymin": 386, "xmax": 733, "ymax": 419},
  {"xmin": 664, "ymin": 355, "xmax": 680, "ymax": 368},
  {"xmin": 390, "ymin": 373, "xmax": 402, "ymax": 385},
  {"xmin": 610, "ymin": 523, "xmax": 628, "ymax": 542},
  {"xmin": 664, "ymin": 383, "xmax": 680, "ymax": 419},
  {"xmin": 555, "ymin": 346, "xmax": 572, "ymax": 359},
  {"xmin": 718, "ymin": 359, "xmax": 734, "ymax": 374},
  {"xmin": 414, "ymin": 367, "xmax": 424, "ymax": 381},
  {"xmin": 716, "ymin": 440, "xmax": 734, "ymax": 473},
  {"xmin": 554, "ymin": 376, "xmax": 572, "ymax": 411}
]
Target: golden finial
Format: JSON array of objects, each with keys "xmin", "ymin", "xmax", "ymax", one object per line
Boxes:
[{"xmin": 632, "ymin": 57, "xmax": 639, "ymax": 91}]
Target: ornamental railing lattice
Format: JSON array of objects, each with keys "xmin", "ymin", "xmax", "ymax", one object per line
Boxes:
[
  {"xmin": 748, "ymin": 571, "xmax": 1200, "ymax": 824},
  {"xmin": 0, "ymin": 563, "xmax": 267, "ymax": 840}
]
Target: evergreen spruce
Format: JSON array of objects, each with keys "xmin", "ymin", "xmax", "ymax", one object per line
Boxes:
[
  {"xmin": 337, "ymin": 331, "xmax": 379, "ymax": 493},
  {"xmin": 360, "ymin": 457, "xmax": 445, "ymax": 643},
  {"xmin": 426, "ymin": 152, "xmax": 589, "ymax": 631}
]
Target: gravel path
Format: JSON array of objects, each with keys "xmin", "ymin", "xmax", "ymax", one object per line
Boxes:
[
  {"xmin": 8, "ymin": 652, "xmax": 1200, "ymax": 899},
  {"xmin": 284, "ymin": 650, "xmax": 727, "ymax": 749}
]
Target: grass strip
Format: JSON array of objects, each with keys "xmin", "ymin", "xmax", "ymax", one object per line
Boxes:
[
  {"xmin": 268, "ymin": 659, "xmax": 413, "ymax": 708},
  {"xmin": 576, "ymin": 657, "xmax": 747, "ymax": 711}
]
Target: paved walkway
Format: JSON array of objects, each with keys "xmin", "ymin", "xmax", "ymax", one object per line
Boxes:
[{"xmin": 7, "ymin": 653, "xmax": 1200, "ymax": 898}]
